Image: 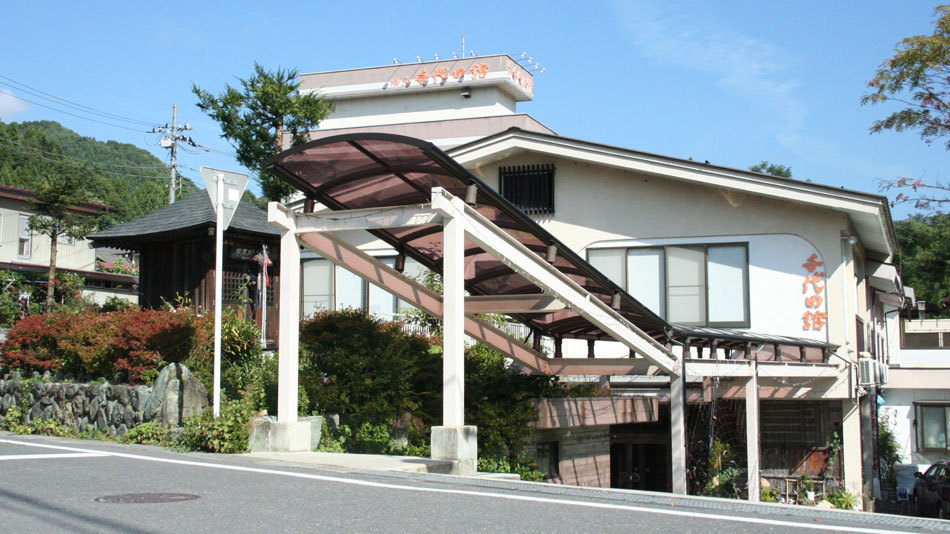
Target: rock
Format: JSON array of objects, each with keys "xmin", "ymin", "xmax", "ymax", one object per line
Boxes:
[
  {"xmin": 108, "ymin": 425, "xmax": 116, "ymax": 436},
  {"xmin": 2, "ymin": 394, "xmax": 13, "ymax": 411},
  {"xmin": 39, "ymin": 396, "xmax": 53, "ymax": 406},
  {"xmin": 53, "ymin": 371, "xmax": 64, "ymax": 381},
  {"xmin": 95, "ymin": 408, "xmax": 107, "ymax": 432},
  {"xmin": 324, "ymin": 413, "xmax": 340, "ymax": 432},
  {"xmin": 133, "ymin": 411, "xmax": 143, "ymax": 424},
  {"xmin": 134, "ymin": 386, "xmax": 150, "ymax": 412},
  {"xmin": 115, "ymin": 386, "xmax": 129, "ymax": 405},
  {"xmin": 30, "ymin": 371, "xmax": 39, "ymax": 379},
  {"xmin": 77, "ymin": 416, "xmax": 88, "ymax": 430},
  {"xmin": 815, "ymin": 499, "xmax": 835, "ymax": 510},
  {"xmin": 41, "ymin": 370, "xmax": 51, "ymax": 381},
  {"xmin": 30, "ymin": 403, "xmax": 42, "ymax": 419},
  {"xmin": 116, "ymin": 424, "xmax": 128, "ymax": 438},
  {"xmin": 122, "ymin": 404, "xmax": 134, "ymax": 427},
  {"xmin": 40, "ymin": 405, "xmax": 52, "ymax": 420},
  {"xmin": 145, "ymin": 363, "xmax": 208, "ymax": 426},
  {"xmin": 87, "ymin": 397, "xmax": 99, "ymax": 418}
]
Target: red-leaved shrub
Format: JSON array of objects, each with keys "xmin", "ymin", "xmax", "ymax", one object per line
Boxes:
[{"xmin": 1, "ymin": 308, "xmax": 214, "ymax": 383}]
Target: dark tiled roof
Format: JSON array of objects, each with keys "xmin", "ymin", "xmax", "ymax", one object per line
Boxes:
[{"xmin": 89, "ymin": 190, "xmax": 278, "ymax": 244}]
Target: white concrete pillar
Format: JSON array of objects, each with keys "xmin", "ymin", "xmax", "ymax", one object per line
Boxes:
[
  {"xmin": 745, "ymin": 362, "xmax": 761, "ymax": 501},
  {"xmin": 430, "ymin": 196, "xmax": 476, "ymax": 475},
  {"xmin": 842, "ymin": 398, "xmax": 864, "ymax": 510},
  {"xmin": 277, "ymin": 225, "xmax": 301, "ymax": 424},
  {"xmin": 442, "ymin": 197, "xmax": 465, "ymax": 427},
  {"xmin": 670, "ymin": 371, "xmax": 687, "ymax": 494}
]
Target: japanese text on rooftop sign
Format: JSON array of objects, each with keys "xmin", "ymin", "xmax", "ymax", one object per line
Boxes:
[
  {"xmin": 801, "ymin": 253, "xmax": 827, "ymax": 332},
  {"xmin": 383, "ymin": 59, "xmax": 533, "ymax": 96}
]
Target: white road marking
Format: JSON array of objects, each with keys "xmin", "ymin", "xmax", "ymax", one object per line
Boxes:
[
  {"xmin": 0, "ymin": 438, "xmax": 917, "ymax": 533},
  {"xmin": 0, "ymin": 452, "xmax": 107, "ymax": 461}
]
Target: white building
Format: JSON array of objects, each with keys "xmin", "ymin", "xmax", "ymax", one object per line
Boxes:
[
  {"xmin": 273, "ymin": 55, "xmax": 903, "ymax": 507},
  {"xmin": 0, "ymin": 185, "xmax": 136, "ymax": 305}
]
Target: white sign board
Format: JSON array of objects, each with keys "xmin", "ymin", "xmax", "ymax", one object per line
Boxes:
[{"xmin": 200, "ymin": 167, "xmax": 249, "ymax": 230}]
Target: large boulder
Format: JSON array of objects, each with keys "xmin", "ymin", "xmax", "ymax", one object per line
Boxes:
[{"xmin": 143, "ymin": 364, "xmax": 209, "ymax": 426}]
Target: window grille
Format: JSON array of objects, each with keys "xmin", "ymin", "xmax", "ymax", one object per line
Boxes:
[{"xmin": 499, "ymin": 164, "xmax": 555, "ymax": 215}]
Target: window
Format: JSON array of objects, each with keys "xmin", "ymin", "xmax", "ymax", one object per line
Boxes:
[
  {"xmin": 588, "ymin": 243, "xmax": 749, "ymax": 327},
  {"xmin": 57, "ymin": 233, "xmax": 75, "ymax": 246},
  {"xmin": 917, "ymin": 404, "xmax": 950, "ymax": 451},
  {"xmin": 499, "ymin": 164, "xmax": 555, "ymax": 215},
  {"xmin": 17, "ymin": 214, "xmax": 31, "ymax": 259},
  {"xmin": 300, "ymin": 256, "xmax": 400, "ymax": 319},
  {"xmin": 535, "ymin": 441, "xmax": 560, "ymax": 479}
]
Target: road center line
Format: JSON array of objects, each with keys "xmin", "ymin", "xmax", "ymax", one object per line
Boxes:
[
  {"xmin": 0, "ymin": 452, "xmax": 108, "ymax": 461},
  {"xmin": 0, "ymin": 438, "xmax": 914, "ymax": 533}
]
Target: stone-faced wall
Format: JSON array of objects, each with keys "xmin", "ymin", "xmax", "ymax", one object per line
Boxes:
[
  {"xmin": 0, "ymin": 379, "xmax": 150, "ymax": 437},
  {"xmin": 528, "ymin": 426, "xmax": 611, "ymax": 488},
  {"xmin": 0, "ymin": 363, "xmax": 210, "ymax": 437}
]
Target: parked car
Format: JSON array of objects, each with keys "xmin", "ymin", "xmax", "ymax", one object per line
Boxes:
[{"xmin": 913, "ymin": 461, "xmax": 950, "ymax": 519}]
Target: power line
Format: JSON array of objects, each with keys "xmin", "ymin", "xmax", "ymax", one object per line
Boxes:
[
  {"xmin": 0, "ymin": 138, "xmax": 167, "ymax": 180},
  {"xmin": 0, "ymin": 91, "xmax": 151, "ymax": 133},
  {"xmin": 0, "ymin": 136, "xmax": 168, "ymax": 170},
  {"xmin": 0, "ymin": 75, "xmax": 160, "ymax": 127}
]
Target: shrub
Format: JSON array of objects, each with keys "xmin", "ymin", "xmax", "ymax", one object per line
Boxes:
[
  {"xmin": 101, "ymin": 296, "xmax": 137, "ymax": 313},
  {"xmin": 824, "ymin": 486, "xmax": 856, "ymax": 510},
  {"xmin": 299, "ymin": 310, "xmax": 440, "ymax": 425},
  {"xmin": 176, "ymin": 398, "xmax": 255, "ymax": 453},
  {"xmin": 123, "ymin": 421, "xmax": 175, "ymax": 446},
  {"xmin": 1, "ymin": 307, "xmax": 260, "ymax": 385}
]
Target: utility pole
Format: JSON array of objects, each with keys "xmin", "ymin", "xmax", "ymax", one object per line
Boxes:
[{"xmin": 153, "ymin": 102, "xmax": 193, "ymax": 204}]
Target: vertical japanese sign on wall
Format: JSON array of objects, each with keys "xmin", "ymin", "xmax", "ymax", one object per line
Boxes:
[{"xmin": 801, "ymin": 253, "xmax": 828, "ymax": 332}]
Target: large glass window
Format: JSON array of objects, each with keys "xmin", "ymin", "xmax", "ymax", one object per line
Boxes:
[
  {"xmin": 300, "ymin": 256, "xmax": 401, "ymax": 319},
  {"xmin": 917, "ymin": 404, "xmax": 950, "ymax": 451},
  {"xmin": 17, "ymin": 214, "xmax": 31, "ymax": 259},
  {"xmin": 301, "ymin": 259, "xmax": 333, "ymax": 316},
  {"xmin": 588, "ymin": 243, "xmax": 748, "ymax": 327}
]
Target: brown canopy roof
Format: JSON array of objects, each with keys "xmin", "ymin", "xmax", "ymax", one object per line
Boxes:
[
  {"xmin": 265, "ymin": 133, "xmax": 669, "ymax": 342},
  {"xmin": 265, "ymin": 133, "xmax": 834, "ymax": 354}
]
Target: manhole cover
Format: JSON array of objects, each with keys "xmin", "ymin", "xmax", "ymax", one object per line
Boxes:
[{"xmin": 94, "ymin": 493, "xmax": 200, "ymax": 504}]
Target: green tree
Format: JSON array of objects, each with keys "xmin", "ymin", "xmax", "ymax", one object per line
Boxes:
[
  {"xmin": 28, "ymin": 163, "xmax": 102, "ymax": 311},
  {"xmin": 192, "ymin": 64, "xmax": 333, "ymax": 201},
  {"xmin": 862, "ymin": 5, "xmax": 950, "ymax": 210},
  {"xmin": 894, "ymin": 213, "xmax": 950, "ymax": 312},
  {"xmin": 749, "ymin": 161, "xmax": 792, "ymax": 178}
]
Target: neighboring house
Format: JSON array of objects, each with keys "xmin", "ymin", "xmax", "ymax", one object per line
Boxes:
[
  {"xmin": 883, "ymin": 305, "xmax": 950, "ymax": 494},
  {"xmin": 269, "ymin": 55, "xmax": 902, "ymax": 507},
  {"xmin": 0, "ymin": 184, "xmax": 136, "ymax": 305},
  {"xmin": 88, "ymin": 190, "xmax": 280, "ymax": 345}
]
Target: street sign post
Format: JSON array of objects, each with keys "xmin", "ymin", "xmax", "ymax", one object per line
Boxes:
[{"xmin": 200, "ymin": 167, "xmax": 249, "ymax": 418}]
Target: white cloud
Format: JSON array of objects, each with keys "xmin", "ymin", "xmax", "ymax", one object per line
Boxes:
[
  {"xmin": 0, "ymin": 90, "xmax": 30, "ymax": 120},
  {"xmin": 608, "ymin": 1, "xmax": 807, "ymax": 143}
]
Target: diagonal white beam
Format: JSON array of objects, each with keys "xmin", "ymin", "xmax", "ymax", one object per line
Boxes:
[
  {"xmin": 296, "ymin": 230, "xmax": 553, "ymax": 375},
  {"xmin": 296, "ymin": 204, "xmax": 441, "ymax": 233},
  {"xmin": 430, "ymin": 188, "xmax": 679, "ymax": 376}
]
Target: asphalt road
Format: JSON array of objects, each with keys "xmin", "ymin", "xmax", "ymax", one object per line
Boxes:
[{"xmin": 1, "ymin": 432, "xmax": 948, "ymax": 533}]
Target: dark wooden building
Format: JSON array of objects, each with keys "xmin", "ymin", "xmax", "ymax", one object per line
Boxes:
[{"xmin": 89, "ymin": 191, "xmax": 280, "ymax": 344}]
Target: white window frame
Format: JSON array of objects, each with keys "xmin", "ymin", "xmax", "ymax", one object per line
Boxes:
[
  {"xmin": 588, "ymin": 242, "xmax": 750, "ymax": 328},
  {"xmin": 17, "ymin": 214, "xmax": 32, "ymax": 260}
]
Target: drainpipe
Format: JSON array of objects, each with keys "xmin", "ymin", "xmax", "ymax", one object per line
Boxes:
[{"xmin": 840, "ymin": 235, "xmax": 857, "ymax": 396}]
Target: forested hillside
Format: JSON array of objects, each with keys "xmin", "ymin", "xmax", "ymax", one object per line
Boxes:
[{"xmin": 0, "ymin": 120, "xmax": 199, "ymax": 227}]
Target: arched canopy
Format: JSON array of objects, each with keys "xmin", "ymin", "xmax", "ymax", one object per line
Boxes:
[{"xmin": 264, "ymin": 133, "xmax": 834, "ymax": 355}]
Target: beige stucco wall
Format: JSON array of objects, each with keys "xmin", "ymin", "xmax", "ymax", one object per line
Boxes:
[
  {"xmin": 0, "ymin": 197, "xmax": 96, "ymax": 271},
  {"xmin": 468, "ymin": 153, "xmax": 859, "ymax": 350}
]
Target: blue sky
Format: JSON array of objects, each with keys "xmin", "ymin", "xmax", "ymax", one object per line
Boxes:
[{"xmin": 0, "ymin": 1, "xmax": 944, "ymax": 219}]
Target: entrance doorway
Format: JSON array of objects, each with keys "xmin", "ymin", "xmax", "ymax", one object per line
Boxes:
[
  {"xmin": 610, "ymin": 441, "xmax": 670, "ymax": 491},
  {"xmin": 610, "ymin": 405, "xmax": 671, "ymax": 492}
]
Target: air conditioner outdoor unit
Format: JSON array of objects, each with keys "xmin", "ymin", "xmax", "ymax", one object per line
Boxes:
[
  {"xmin": 878, "ymin": 360, "xmax": 889, "ymax": 385},
  {"xmin": 858, "ymin": 357, "xmax": 876, "ymax": 386}
]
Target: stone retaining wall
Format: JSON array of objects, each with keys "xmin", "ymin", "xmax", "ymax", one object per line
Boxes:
[
  {"xmin": 0, "ymin": 363, "xmax": 209, "ymax": 437},
  {"xmin": 0, "ymin": 379, "xmax": 150, "ymax": 437}
]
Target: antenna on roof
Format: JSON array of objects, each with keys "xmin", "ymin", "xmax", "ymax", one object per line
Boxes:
[{"xmin": 461, "ymin": 33, "xmax": 465, "ymax": 58}]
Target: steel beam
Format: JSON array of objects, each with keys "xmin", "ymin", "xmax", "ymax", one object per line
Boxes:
[
  {"xmin": 464, "ymin": 294, "xmax": 566, "ymax": 314},
  {"xmin": 430, "ymin": 188, "xmax": 679, "ymax": 376},
  {"xmin": 295, "ymin": 204, "xmax": 441, "ymax": 233}
]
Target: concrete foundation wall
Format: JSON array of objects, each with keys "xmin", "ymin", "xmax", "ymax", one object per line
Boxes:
[{"xmin": 530, "ymin": 426, "xmax": 611, "ymax": 488}]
